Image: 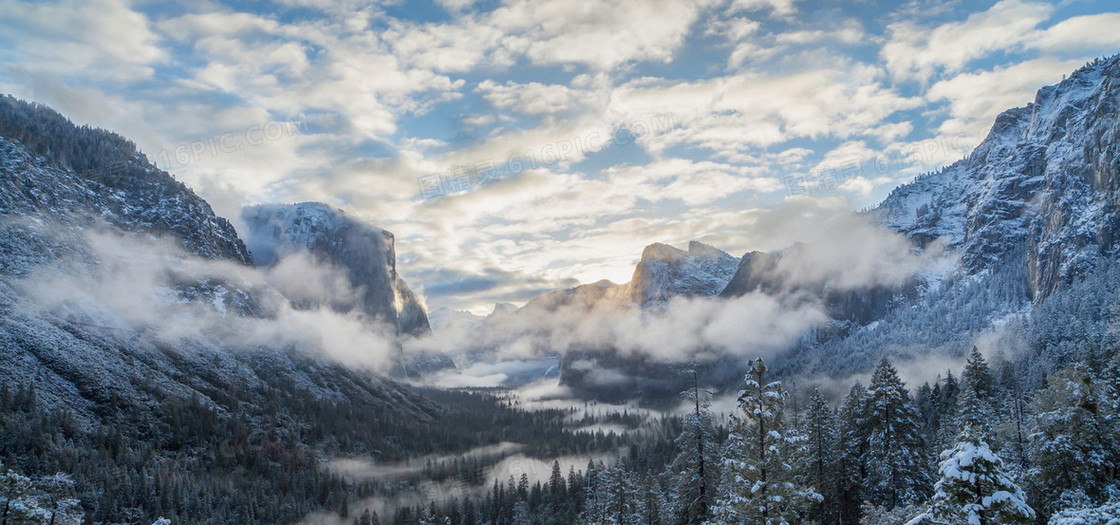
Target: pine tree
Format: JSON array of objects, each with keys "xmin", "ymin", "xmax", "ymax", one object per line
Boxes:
[
  {"xmin": 512, "ymin": 501, "xmax": 530, "ymax": 525},
  {"xmin": 802, "ymin": 388, "xmax": 838, "ymax": 523},
  {"xmin": 635, "ymin": 474, "xmax": 668, "ymax": 525},
  {"xmin": 668, "ymin": 370, "xmax": 720, "ymax": 525},
  {"xmin": 955, "ymin": 347, "xmax": 999, "ymax": 438},
  {"xmin": 1027, "ymin": 366, "xmax": 1119, "ymax": 516},
  {"xmin": 581, "ymin": 461, "xmax": 606, "ymax": 524},
  {"xmin": 836, "ymin": 383, "xmax": 867, "ymax": 525},
  {"xmin": 549, "ymin": 460, "xmax": 566, "ymax": 499},
  {"xmin": 601, "ymin": 465, "xmax": 638, "ymax": 524},
  {"xmin": 932, "ymin": 372, "xmax": 961, "ymax": 455},
  {"xmin": 907, "ymin": 428, "xmax": 1034, "ymax": 525},
  {"xmin": 961, "ymin": 347, "xmax": 997, "ymax": 401},
  {"xmin": 708, "ymin": 358, "xmax": 819, "ymax": 524},
  {"xmin": 862, "ymin": 358, "xmax": 933, "ymax": 509}
]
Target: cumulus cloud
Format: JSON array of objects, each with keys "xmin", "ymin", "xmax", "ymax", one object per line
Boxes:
[
  {"xmin": 608, "ymin": 64, "xmax": 918, "ymax": 158},
  {"xmin": 881, "ymin": 0, "xmax": 1055, "ymax": 83},
  {"xmin": 0, "ymin": 0, "xmax": 166, "ymax": 81},
  {"xmin": 927, "ymin": 57, "xmax": 1084, "ymax": 137}
]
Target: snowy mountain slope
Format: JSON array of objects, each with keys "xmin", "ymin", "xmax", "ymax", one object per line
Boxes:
[
  {"xmin": 775, "ymin": 56, "xmax": 1120, "ymax": 378},
  {"xmin": 0, "ymin": 96, "xmax": 440, "ymax": 428},
  {"xmin": 0, "ymin": 97, "xmax": 250, "ymax": 267},
  {"xmin": 876, "ymin": 55, "xmax": 1120, "ymax": 299}
]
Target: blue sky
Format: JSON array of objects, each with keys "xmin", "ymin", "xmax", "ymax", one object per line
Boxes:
[{"xmin": 1, "ymin": 0, "xmax": 1118, "ymax": 312}]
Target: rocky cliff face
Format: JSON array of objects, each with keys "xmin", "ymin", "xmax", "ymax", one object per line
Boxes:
[
  {"xmin": 512, "ymin": 240, "xmax": 738, "ymax": 314},
  {"xmin": 876, "ymin": 55, "xmax": 1120, "ymax": 299},
  {"xmin": 241, "ymin": 202, "xmax": 432, "ymax": 337},
  {"xmin": 627, "ymin": 241, "xmax": 739, "ymax": 307},
  {"xmin": 240, "ymin": 203, "xmax": 454, "ymax": 377}
]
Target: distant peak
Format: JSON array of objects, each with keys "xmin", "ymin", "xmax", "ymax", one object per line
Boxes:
[
  {"xmin": 687, "ymin": 240, "xmax": 732, "ymax": 259},
  {"xmin": 640, "ymin": 242, "xmax": 687, "ymax": 262},
  {"xmin": 490, "ymin": 302, "xmax": 517, "ymax": 316}
]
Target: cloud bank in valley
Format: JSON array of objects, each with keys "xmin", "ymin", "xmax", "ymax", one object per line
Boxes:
[
  {"xmin": 12, "ymin": 224, "xmax": 402, "ymax": 372},
  {"xmin": 405, "ymin": 204, "xmax": 951, "ymax": 380}
]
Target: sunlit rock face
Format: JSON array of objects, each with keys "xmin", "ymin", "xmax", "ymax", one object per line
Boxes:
[{"xmin": 627, "ymin": 241, "xmax": 740, "ymax": 307}]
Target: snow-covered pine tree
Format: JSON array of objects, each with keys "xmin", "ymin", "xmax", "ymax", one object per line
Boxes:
[
  {"xmin": 961, "ymin": 347, "xmax": 997, "ymax": 401},
  {"xmin": 932, "ymin": 372, "xmax": 961, "ymax": 456},
  {"xmin": 1048, "ymin": 495, "xmax": 1120, "ymax": 524},
  {"xmin": 512, "ymin": 501, "xmax": 531, "ymax": 525},
  {"xmin": 906, "ymin": 427, "xmax": 1034, "ymax": 525},
  {"xmin": 581, "ymin": 461, "xmax": 607, "ymax": 525},
  {"xmin": 668, "ymin": 370, "xmax": 720, "ymax": 525},
  {"xmin": 636, "ymin": 474, "xmax": 668, "ymax": 525},
  {"xmin": 606, "ymin": 465, "xmax": 640, "ymax": 524},
  {"xmin": 954, "ymin": 347, "xmax": 1000, "ymax": 439},
  {"xmin": 0, "ymin": 466, "xmax": 83, "ymax": 525},
  {"xmin": 863, "ymin": 358, "xmax": 933, "ymax": 509},
  {"xmin": 802, "ymin": 388, "xmax": 838, "ymax": 523},
  {"xmin": 1027, "ymin": 365, "xmax": 1119, "ymax": 516},
  {"xmin": 708, "ymin": 358, "xmax": 819, "ymax": 525},
  {"xmin": 836, "ymin": 383, "xmax": 867, "ymax": 525}
]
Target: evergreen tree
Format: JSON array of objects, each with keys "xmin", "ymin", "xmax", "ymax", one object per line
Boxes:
[
  {"xmin": 836, "ymin": 383, "xmax": 867, "ymax": 525},
  {"xmin": 1027, "ymin": 366, "xmax": 1119, "ymax": 516},
  {"xmin": 955, "ymin": 347, "xmax": 999, "ymax": 438},
  {"xmin": 635, "ymin": 474, "xmax": 667, "ymax": 525},
  {"xmin": 932, "ymin": 372, "xmax": 961, "ymax": 456},
  {"xmin": 961, "ymin": 347, "xmax": 997, "ymax": 401},
  {"xmin": 667, "ymin": 370, "xmax": 720, "ymax": 525},
  {"xmin": 549, "ymin": 460, "xmax": 566, "ymax": 499},
  {"xmin": 708, "ymin": 358, "xmax": 819, "ymax": 524},
  {"xmin": 907, "ymin": 428, "xmax": 1034, "ymax": 525},
  {"xmin": 862, "ymin": 358, "xmax": 933, "ymax": 509},
  {"xmin": 802, "ymin": 388, "xmax": 838, "ymax": 523},
  {"xmin": 512, "ymin": 501, "xmax": 530, "ymax": 525}
]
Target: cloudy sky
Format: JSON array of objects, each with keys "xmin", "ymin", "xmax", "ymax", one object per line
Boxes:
[{"xmin": 1, "ymin": 0, "xmax": 1117, "ymax": 313}]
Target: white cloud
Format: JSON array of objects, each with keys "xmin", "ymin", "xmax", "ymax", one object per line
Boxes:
[
  {"xmin": 477, "ymin": 80, "xmax": 589, "ymax": 117},
  {"xmin": 1029, "ymin": 12, "xmax": 1120, "ymax": 54},
  {"xmin": 609, "ymin": 63, "xmax": 918, "ymax": 157},
  {"xmin": 926, "ymin": 57, "xmax": 1082, "ymax": 137},
  {"xmin": 0, "ymin": 0, "xmax": 166, "ymax": 81},
  {"xmin": 881, "ymin": 0, "xmax": 1055, "ymax": 82},
  {"xmin": 386, "ymin": 0, "xmax": 714, "ymax": 72},
  {"xmin": 728, "ymin": 0, "xmax": 797, "ymax": 17}
]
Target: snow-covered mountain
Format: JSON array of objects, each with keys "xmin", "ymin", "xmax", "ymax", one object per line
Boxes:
[
  {"xmin": 627, "ymin": 241, "xmax": 739, "ymax": 307},
  {"xmin": 530, "ymin": 55, "xmax": 1120, "ymax": 398},
  {"xmin": 242, "ymin": 202, "xmax": 431, "ymax": 337},
  {"xmin": 0, "ymin": 95, "xmax": 438, "ymax": 427},
  {"xmin": 876, "ymin": 55, "xmax": 1120, "ymax": 300}
]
